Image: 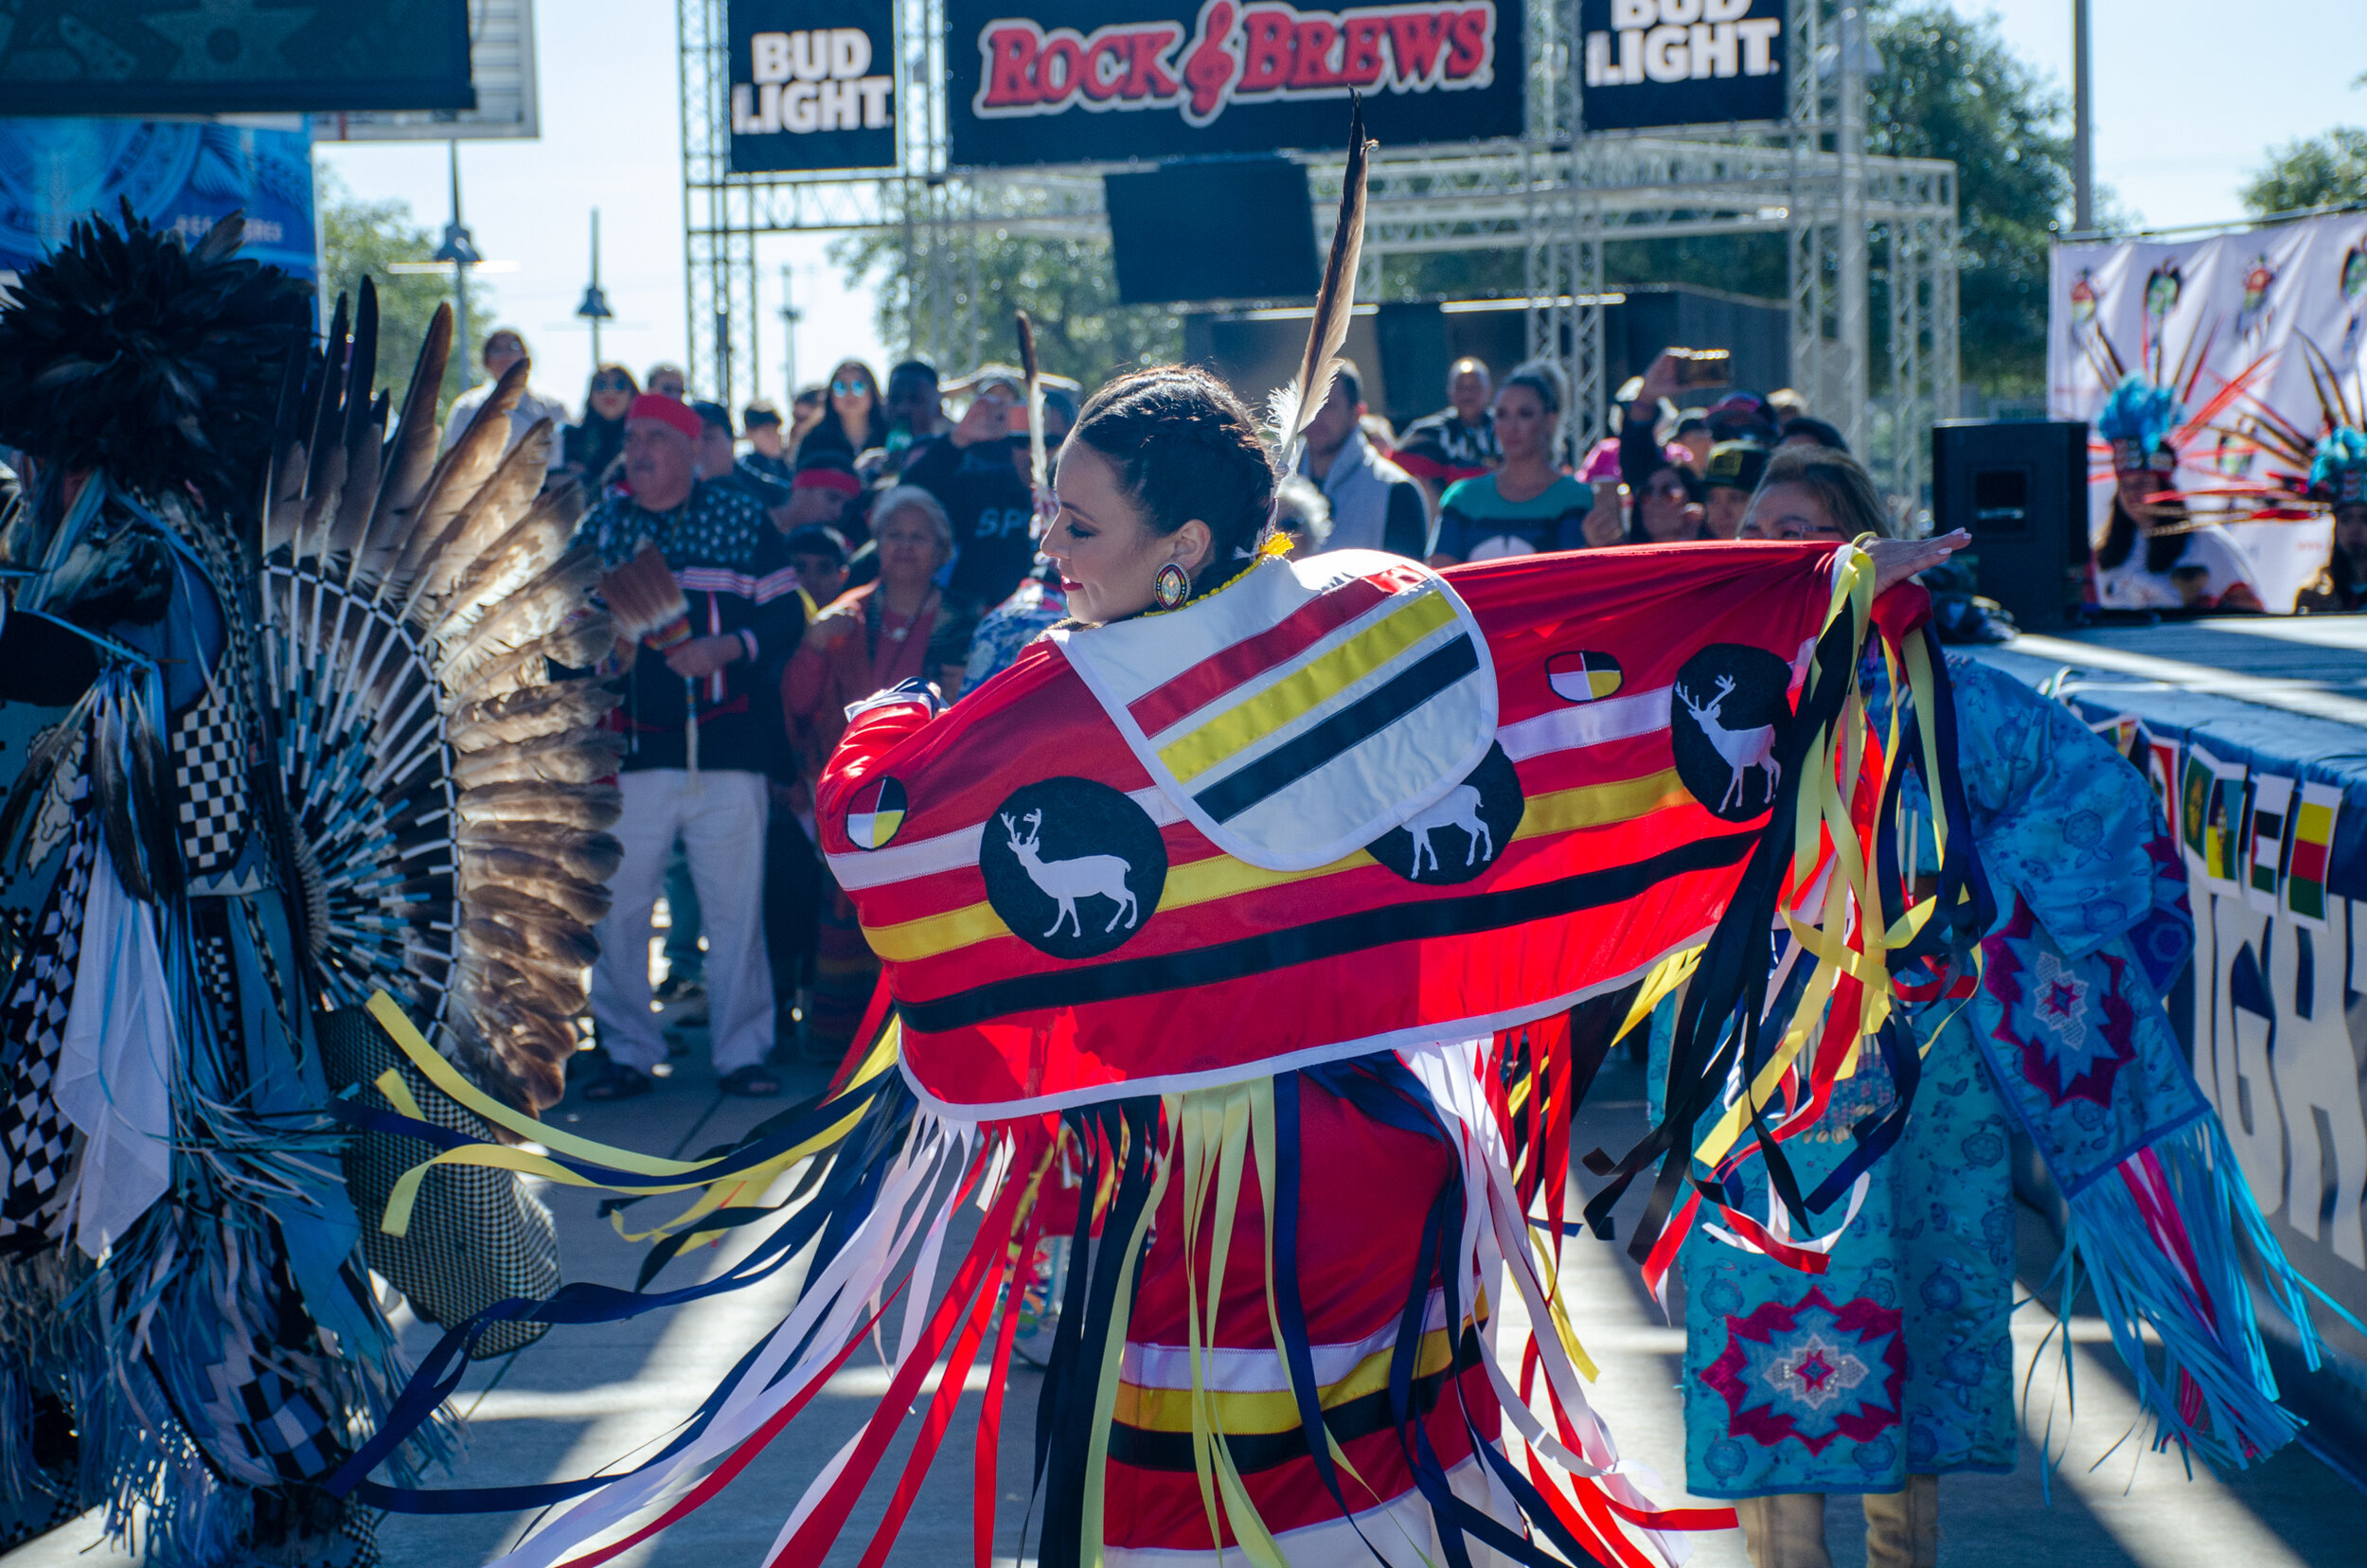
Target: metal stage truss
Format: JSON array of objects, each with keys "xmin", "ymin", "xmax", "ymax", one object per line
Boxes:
[{"xmin": 679, "ymin": 0, "xmax": 1957, "ymax": 509}]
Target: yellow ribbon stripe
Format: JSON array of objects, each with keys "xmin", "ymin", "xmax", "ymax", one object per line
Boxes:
[
  {"xmin": 863, "ymin": 768, "xmax": 1695, "ymax": 964},
  {"xmin": 1690, "ymin": 544, "xmax": 1904, "ymax": 1175},
  {"xmin": 359, "ymin": 990, "xmax": 887, "ymax": 1242},
  {"xmin": 1157, "ymin": 589, "xmax": 1458, "ymax": 783}
]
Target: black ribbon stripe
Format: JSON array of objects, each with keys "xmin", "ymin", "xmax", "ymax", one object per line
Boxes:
[
  {"xmin": 1107, "ymin": 1327, "xmax": 1484, "ymax": 1474},
  {"xmin": 901, "ymin": 831, "xmax": 1756, "ymax": 1034},
  {"xmin": 1193, "ymin": 634, "xmax": 1482, "ymax": 824}
]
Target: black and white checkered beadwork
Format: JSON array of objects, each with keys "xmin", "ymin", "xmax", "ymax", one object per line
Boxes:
[{"xmin": 172, "ymin": 681, "xmax": 251, "ymax": 879}]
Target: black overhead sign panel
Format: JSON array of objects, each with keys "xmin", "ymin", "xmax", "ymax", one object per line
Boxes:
[
  {"xmin": 1578, "ymin": 0, "xmax": 1787, "ymax": 132},
  {"xmin": 727, "ymin": 0, "xmax": 900, "ymax": 173},
  {"xmin": 948, "ymin": 0, "xmax": 1527, "ymax": 168},
  {"xmin": 0, "ymin": 0, "xmax": 473, "ymax": 116}
]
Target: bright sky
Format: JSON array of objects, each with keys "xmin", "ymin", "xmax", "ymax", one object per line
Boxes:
[{"xmin": 313, "ymin": 0, "xmax": 2367, "ymax": 416}]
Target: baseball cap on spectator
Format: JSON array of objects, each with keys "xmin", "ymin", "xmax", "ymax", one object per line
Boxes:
[
  {"xmin": 1705, "ymin": 392, "xmax": 1779, "ymax": 443},
  {"xmin": 691, "ymin": 400, "xmax": 734, "ymax": 437},
  {"xmin": 1674, "ymin": 409, "xmax": 1712, "ymax": 441},
  {"xmin": 1702, "ymin": 439, "xmax": 1771, "ymax": 493},
  {"xmin": 1041, "ymin": 384, "xmax": 1080, "ymax": 429},
  {"xmin": 628, "ymin": 394, "xmax": 702, "ymax": 441},
  {"xmin": 1779, "ymin": 416, "xmax": 1850, "ymax": 454},
  {"xmin": 792, "ymin": 448, "xmax": 863, "ymax": 495},
  {"xmin": 743, "ymin": 401, "xmax": 783, "ymax": 431}
]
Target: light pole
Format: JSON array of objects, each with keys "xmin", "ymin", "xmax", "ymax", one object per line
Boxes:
[
  {"xmin": 779, "ymin": 264, "xmax": 802, "ymax": 405},
  {"xmin": 2072, "ymin": 0, "xmax": 2094, "ymax": 233},
  {"xmin": 576, "ymin": 208, "xmax": 614, "ymax": 366},
  {"xmin": 434, "ymin": 140, "xmax": 483, "ymax": 386}
]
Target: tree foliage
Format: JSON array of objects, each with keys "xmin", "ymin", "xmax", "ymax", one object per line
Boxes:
[
  {"xmin": 2242, "ymin": 128, "xmax": 2367, "ymax": 217},
  {"xmin": 831, "ymin": 215, "xmax": 1184, "ymax": 386},
  {"xmin": 314, "ymin": 168, "xmax": 491, "ymax": 419},
  {"xmin": 836, "ymin": 0, "xmax": 2074, "ymax": 400},
  {"xmin": 1865, "ymin": 2, "xmax": 2070, "ymax": 397}
]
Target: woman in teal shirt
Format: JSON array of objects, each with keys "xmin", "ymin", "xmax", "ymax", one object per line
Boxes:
[{"xmin": 1434, "ymin": 363, "xmax": 1622, "ymax": 561}]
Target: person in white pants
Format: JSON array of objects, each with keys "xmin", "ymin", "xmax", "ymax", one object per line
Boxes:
[
  {"xmin": 590, "ymin": 769, "xmax": 776, "ymax": 1085},
  {"xmin": 574, "ymin": 396, "xmax": 805, "ymax": 1099}
]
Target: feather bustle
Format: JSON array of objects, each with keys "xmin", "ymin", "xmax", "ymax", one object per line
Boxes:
[
  {"xmin": 386, "ymin": 358, "xmax": 527, "ymax": 588},
  {"xmin": 355, "ymin": 305, "xmax": 453, "ymax": 582},
  {"xmin": 458, "ymin": 824, "xmax": 624, "ymax": 884},
  {"xmin": 449, "ymin": 681, "xmax": 622, "ymax": 751},
  {"xmin": 405, "ymin": 419, "xmax": 559, "ymax": 618},
  {"xmin": 457, "ymin": 780, "xmax": 623, "ymax": 832},
  {"xmin": 451, "ymin": 725, "xmax": 626, "ymax": 788}
]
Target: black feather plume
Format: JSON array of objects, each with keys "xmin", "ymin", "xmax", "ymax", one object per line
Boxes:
[{"xmin": 0, "ymin": 201, "xmax": 312, "ymax": 515}]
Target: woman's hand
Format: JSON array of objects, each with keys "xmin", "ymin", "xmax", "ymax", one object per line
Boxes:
[
  {"xmin": 664, "ymin": 633, "xmax": 744, "ymax": 680},
  {"xmin": 1866, "ymin": 529, "xmax": 1967, "ymax": 596},
  {"xmin": 1579, "ymin": 490, "xmax": 1627, "ymax": 548},
  {"xmin": 952, "ymin": 391, "xmax": 1014, "ymax": 450}
]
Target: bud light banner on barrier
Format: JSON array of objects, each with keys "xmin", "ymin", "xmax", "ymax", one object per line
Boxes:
[
  {"xmin": 1577, "ymin": 0, "xmax": 1787, "ymax": 132},
  {"xmin": 0, "ymin": 119, "xmax": 317, "ymax": 291},
  {"xmin": 727, "ymin": 0, "xmax": 899, "ymax": 173},
  {"xmin": 948, "ymin": 0, "xmax": 1526, "ymax": 168}
]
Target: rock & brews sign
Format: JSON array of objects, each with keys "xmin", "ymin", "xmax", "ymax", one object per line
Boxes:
[
  {"xmin": 1577, "ymin": 0, "xmax": 1786, "ymax": 132},
  {"xmin": 948, "ymin": 0, "xmax": 1525, "ymax": 166},
  {"xmin": 727, "ymin": 0, "xmax": 899, "ymax": 173}
]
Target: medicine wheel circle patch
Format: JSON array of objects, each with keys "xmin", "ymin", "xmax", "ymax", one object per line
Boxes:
[
  {"xmin": 1669, "ymin": 644, "xmax": 1794, "ymax": 824},
  {"xmin": 845, "ymin": 776, "xmax": 908, "ymax": 850},
  {"xmin": 1365, "ymin": 743, "xmax": 1526, "ymax": 886},
  {"xmin": 980, "ymin": 777, "xmax": 1168, "ymax": 960}
]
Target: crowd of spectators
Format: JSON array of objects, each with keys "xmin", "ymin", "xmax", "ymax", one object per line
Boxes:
[{"xmin": 429, "ymin": 325, "xmax": 1871, "ymax": 1097}]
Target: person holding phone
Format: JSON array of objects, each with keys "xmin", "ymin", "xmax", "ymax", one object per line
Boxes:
[{"xmin": 901, "ymin": 366, "xmax": 1077, "ymax": 608}]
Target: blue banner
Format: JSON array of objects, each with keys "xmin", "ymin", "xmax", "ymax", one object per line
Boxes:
[{"xmin": 0, "ymin": 118, "xmax": 317, "ymax": 287}]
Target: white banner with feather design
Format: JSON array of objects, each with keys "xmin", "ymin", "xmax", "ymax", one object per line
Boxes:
[{"xmin": 2050, "ymin": 210, "xmax": 2367, "ymax": 611}]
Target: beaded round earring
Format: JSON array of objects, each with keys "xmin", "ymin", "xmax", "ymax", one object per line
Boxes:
[{"xmin": 1151, "ymin": 561, "xmax": 1191, "ymax": 611}]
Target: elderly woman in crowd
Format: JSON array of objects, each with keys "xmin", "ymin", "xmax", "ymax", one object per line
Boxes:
[{"xmin": 780, "ymin": 486, "xmax": 974, "ymax": 1051}]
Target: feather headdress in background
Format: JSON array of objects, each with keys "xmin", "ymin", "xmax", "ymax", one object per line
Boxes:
[
  {"xmin": 1267, "ymin": 95, "xmax": 1373, "ymax": 480},
  {"xmin": 2314, "ymin": 427, "xmax": 2367, "ymax": 507},
  {"xmin": 0, "ymin": 203, "xmax": 311, "ymax": 514},
  {"xmin": 2095, "ymin": 373, "xmax": 2185, "ymax": 471}
]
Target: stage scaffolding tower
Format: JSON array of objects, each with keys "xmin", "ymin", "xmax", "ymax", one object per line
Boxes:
[{"xmin": 678, "ymin": 0, "xmax": 1957, "ymax": 509}]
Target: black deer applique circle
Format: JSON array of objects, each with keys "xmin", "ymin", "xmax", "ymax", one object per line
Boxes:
[
  {"xmin": 1669, "ymin": 644, "xmax": 1795, "ymax": 823},
  {"xmin": 980, "ymin": 776, "xmax": 1169, "ymax": 960},
  {"xmin": 1366, "ymin": 743, "xmax": 1526, "ymax": 885}
]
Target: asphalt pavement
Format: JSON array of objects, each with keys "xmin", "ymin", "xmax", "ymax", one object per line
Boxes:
[{"xmin": 6, "ymin": 1032, "xmax": 2361, "ymax": 1567}]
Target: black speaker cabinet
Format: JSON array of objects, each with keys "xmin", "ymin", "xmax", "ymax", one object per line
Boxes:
[{"xmin": 1931, "ymin": 419, "xmax": 2090, "ymax": 631}]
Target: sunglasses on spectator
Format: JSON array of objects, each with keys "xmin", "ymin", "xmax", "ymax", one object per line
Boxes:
[
  {"xmin": 593, "ymin": 376, "xmax": 632, "ymax": 391},
  {"xmin": 831, "ymin": 377, "xmax": 871, "ymax": 396}
]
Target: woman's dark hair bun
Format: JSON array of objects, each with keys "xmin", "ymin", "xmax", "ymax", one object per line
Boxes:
[
  {"xmin": 1501, "ymin": 359, "xmax": 1567, "ymax": 417},
  {"xmin": 1070, "ymin": 366, "xmax": 1277, "ymax": 569}
]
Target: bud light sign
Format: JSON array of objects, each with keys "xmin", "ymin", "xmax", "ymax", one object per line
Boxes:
[
  {"xmin": 1578, "ymin": 0, "xmax": 1786, "ymax": 132},
  {"xmin": 948, "ymin": 0, "xmax": 1525, "ymax": 167},
  {"xmin": 727, "ymin": 0, "xmax": 899, "ymax": 172}
]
